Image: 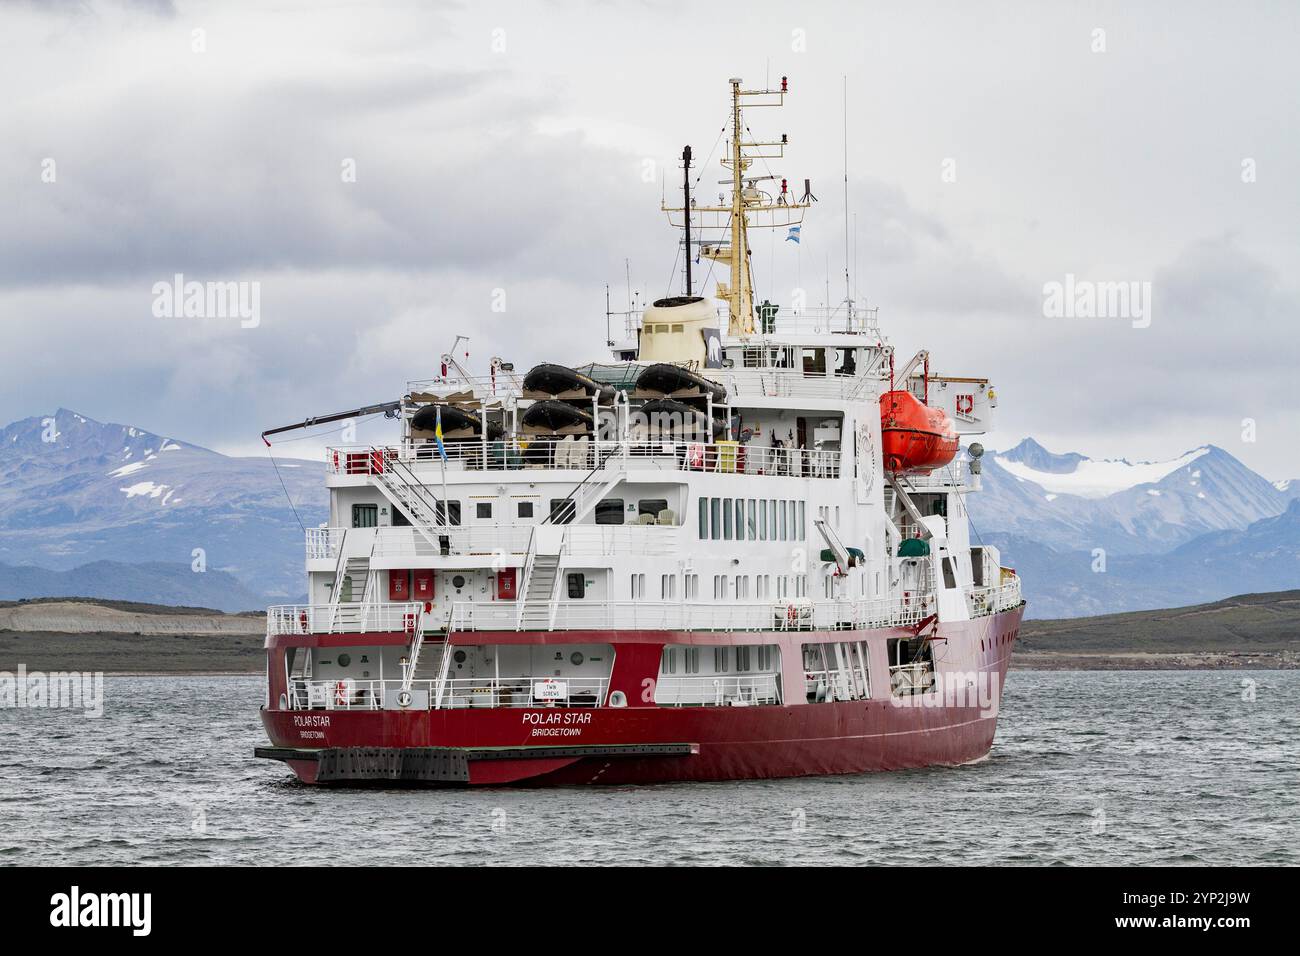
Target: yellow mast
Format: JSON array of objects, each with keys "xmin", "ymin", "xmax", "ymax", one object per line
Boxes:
[{"xmin": 663, "ymin": 77, "xmax": 811, "ymax": 337}]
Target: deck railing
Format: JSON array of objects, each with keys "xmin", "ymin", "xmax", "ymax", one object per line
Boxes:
[
  {"xmin": 270, "ymin": 581, "xmax": 1018, "ymax": 638},
  {"xmin": 654, "ymin": 674, "xmax": 782, "ymax": 707},
  {"xmin": 327, "ymin": 441, "xmax": 840, "ymax": 480},
  {"xmin": 450, "ymin": 594, "xmax": 936, "ymax": 634},
  {"xmin": 288, "ymin": 676, "xmax": 607, "ymax": 710},
  {"xmin": 268, "ymin": 602, "xmax": 424, "ymax": 637},
  {"xmin": 966, "ymin": 578, "xmax": 1023, "ymax": 618}
]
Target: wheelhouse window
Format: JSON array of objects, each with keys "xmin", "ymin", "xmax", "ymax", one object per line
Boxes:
[{"xmin": 549, "ymin": 499, "xmax": 575, "ymax": 524}]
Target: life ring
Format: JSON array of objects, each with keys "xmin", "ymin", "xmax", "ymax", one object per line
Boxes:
[{"xmin": 334, "ymin": 681, "xmax": 350, "ymax": 706}]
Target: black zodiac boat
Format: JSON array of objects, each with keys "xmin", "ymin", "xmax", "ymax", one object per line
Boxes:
[
  {"xmin": 523, "ymin": 363, "xmax": 616, "ymax": 404},
  {"xmin": 635, "ymin": 363, "xmax": 727, "ymax": 403},
  {"xmin": 521, "ymin": 399, "xmax": 596, "ymax": 433}
]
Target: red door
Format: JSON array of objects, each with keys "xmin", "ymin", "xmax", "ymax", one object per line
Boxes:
[
  {"xmin": 412, "ymin": 569, "xmax": 434, "ymax": 601},
  {"xmin": 497, "ymin": 567, "xmax": 518, "ymax": 601}
]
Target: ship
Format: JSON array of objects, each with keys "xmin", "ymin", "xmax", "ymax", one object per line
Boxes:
[{"xmin": 254, "ymin": 77, "xmax": 1025, "ymax": 786}]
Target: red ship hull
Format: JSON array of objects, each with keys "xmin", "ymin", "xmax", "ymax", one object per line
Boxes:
[{"xmin": 258, "ymin": 606, "xmax": 1024, "ymax": 787}]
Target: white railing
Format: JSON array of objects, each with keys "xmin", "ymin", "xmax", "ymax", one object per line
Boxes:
[
  {"xmin": 450, "ymin": 593, "xmax": 936, "ymax": 633},
  {"xmin": 326, "ymin": 441, "xmax": 841, "ymax": 480},
  {"xmin": 290, "ymin": 678, "xmax": 434, "ymax": 711},
  {"xmin": 439, "ymin": 676, "xmax": 608, "ymax": 709},
  {"xmin": 268, "ymin": 602, "xmax": 424, "ymax": 637},
  {"xmin": 305, "ymin": 527, "xmax": 346, "ymax": 560},
  {"xmin": 289, "ymin": 675, "xmax": 609, "ymax": 710},
  {"xmin": 623, "ymin": 303, "xmax": 882, "ymax": 340},
  {"xmin": 966, "ymin": 578, "xmax": 1023, "ymax": 618},
  {"xmin": 655, "ymin": 674, "xmax": 781, "ymax": 707},
  {"xmin": 370, "ymin": 525, "xmax": 533, "ymax": 558},
  {"xmin": 406, "ymin": 372, "xmax": 522, "ymax": 400}
]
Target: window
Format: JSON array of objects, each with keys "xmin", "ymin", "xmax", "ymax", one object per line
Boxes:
[
  {"xmin": 549, "ymin": 499, "xmax": 575, "ymax": 524},
  {"xmin": 769, "ymin": 499, "xmax": 778, "ymax": 540},
  {"xmin": 630, "ymin": 573, "xmax": 646, "ymax": 599},
  {"xmin": 639, "ymin": 499, "xmax": 669, "ymax": 520},
  {"xmin": 566, "ymin": 573, "xmax": 586, "ymax": 599},
  {"xmin": 759, "ymin": 499, "xmax": 768, "ymax": 540},
  {"xmin": 391, "ymin": 507, "xmax": 411, "ymax": 527},
  {"xmin": 710, "ymin": 498, "xmax": 721, "ymax": 540},
  {"xmin": 661, "ymin": 574, "xmax": 676, "ymax": 599},
  {"xmin": 663, "ymin": 647, "xmax": 677, "ymax": 674},
  {"xmin": 698, "ymin": 498, "xmax": 708, "ymax": 537},
  {"xmin": 595, "ymin": 498, "xmax": 624, "ymax": 525},
  {"xmin": 517, "ymin": 501, "xmax": 534, "ymax": 519},
  {"xmin": 434, "ymin": 501, "xmax": 462, "ymax": 526},
  {"xmin": 714, "ymin": 647, "xmax": 729, "ymax": 671},
  {"xmin": 476, "ymin": 502, "xmax": 492, "ymax": 520},
  {"xmin": 736, "ymin": 575, "xmax": 749, "ymax": 599},
  {"xmin": 779, "ymin": 501, "xmax": 788, "ymax": 540},
  {"xmin": 723, "ymin": 499, "xmax": 733, "ymax": 539},
  {"xmin": 735, "ymin": 499, "xmax": 746, "ymax": 540},
  {"xmin": 351, "ymin": 503, "xmax": 378, "ymax": 528},
  {"xmin": 683, "ymin": 647, "xmax": 700, "ymax": 674},
  {"xmin": 757, "ymin": 646, "xmax": 773, "ymax": 671},
  {"xmin": 747, "ymin": 499, "xmax": 757, "ymax": 539},
  {"xmin": 685, "ymin": 574, "xmax": 699, "ymax": 599},
  {"xmin": 736, "ymin": 646, "xmax": 752, "ymax": 672},
  {"xmin": 714, "ymin": 575, "xmax": 728, "ymax": 600},
  {"xmin": 942, "ymin": 556, "xmax": 957, "ymax": 590},
  {"xmin": 798, "ymin": 501, "xmax": 806, "ymax": 540}
]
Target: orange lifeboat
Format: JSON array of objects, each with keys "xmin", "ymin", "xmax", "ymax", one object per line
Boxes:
[{"xmin": 879, "ymin": 390, "xmax": 958, "ymax": 474}]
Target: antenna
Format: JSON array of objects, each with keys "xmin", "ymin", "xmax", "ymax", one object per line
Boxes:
[
  {"xmin": 682, "ymin": 145, "xmax": 693, "ymax": 296},
  {"xmin": 843, "ymin": 75, "xmax": 851, "ymax": 314}
]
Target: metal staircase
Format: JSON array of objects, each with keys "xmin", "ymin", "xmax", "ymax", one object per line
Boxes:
[
  {"xmin": 517, "ymin": 552, "xmax": 561, "ymax": 630},
  {"xmin": 363, "ymin": 447, "xmax": 450, "ymax": 550},
  {"xmin": 512, "ymin": 450, "xmax": 626, "ymax": 631}
]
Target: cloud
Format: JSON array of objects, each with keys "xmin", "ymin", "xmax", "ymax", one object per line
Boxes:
[{"xmin": 2, "ymin": 0, "xmax": 1298, "ymax": 482}]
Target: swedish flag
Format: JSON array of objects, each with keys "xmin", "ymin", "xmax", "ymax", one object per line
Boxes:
[{"xmin": 434, "ymin": 406, "xmax": 448, "ymax": 462}]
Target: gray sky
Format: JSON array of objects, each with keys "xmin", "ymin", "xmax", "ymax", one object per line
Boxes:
[{"xmin": 3, "ymin": 0, "xmax": 1298, "ymax": 478}]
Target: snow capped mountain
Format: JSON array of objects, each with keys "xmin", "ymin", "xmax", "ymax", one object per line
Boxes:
[
  {"xmin": 969, "ymin": 438, "xmax": 1292, "ymax": 556},
  {"xmin": 0, "ymin": 409, "xmax": 325, "ymax": 604},
  {"xmin": 993, "ymin": 439, "xmax": 1212, "ymax": 499}
]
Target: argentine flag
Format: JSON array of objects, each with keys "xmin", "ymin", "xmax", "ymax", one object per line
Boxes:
[
  {"xmin": 434, "ymin": 406, "xmax": 448, "ymax": 462},
  {"xmin": 786, "ymin": 225, "xmax": 801, "ymax": 243}
]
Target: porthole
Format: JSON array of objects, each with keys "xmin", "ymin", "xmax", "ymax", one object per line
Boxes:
[
  {"xmin": 452, "ymin": 574, "xmax": 467, "ymax": 590},
  {"xmin": 453, "ymin": 650, "xmax": 467, "ymax": 664},
  {"xmin": 570, "ymin": 652, "xmax": 584, "ymax": 666},
  {"xmin": 337, "ymin": 653, "xmax": 352, "ymax": 667}
]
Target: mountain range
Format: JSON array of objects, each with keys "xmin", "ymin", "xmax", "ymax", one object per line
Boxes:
[
  {"xmin": 0, "ymin": 409, "xmax": 324, "ymax": 610},
  {"xmin": 0, "ymin": 409, "xmax": 1296, "ymax": 617}
]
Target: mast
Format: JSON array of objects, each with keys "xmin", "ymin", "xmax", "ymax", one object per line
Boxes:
[
  {"xmin": 663, "ymin": 76, "xmax": 810, "ymax": 337},
  {"xmin": 682, "ymin": 145, "xmax": 693, "ymax": 296}
]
